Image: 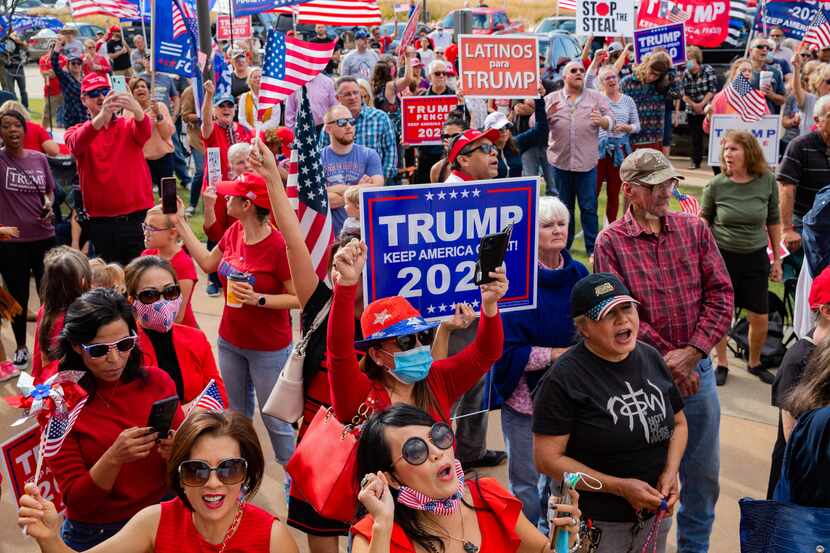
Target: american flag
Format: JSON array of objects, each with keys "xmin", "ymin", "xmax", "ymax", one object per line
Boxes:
[
  {"xmin": 258, "ymin": 30, "xmax": 336, "ymax": 119},
  {"xmin": 559, "ymin": 0, "xmax": 577, "ymax": 11},
  {"xmin": 725, "ymin": 74, "xmax": 767, "ymax": 122},
  {"xmin": 171, "ymin": 0, "xmax": 194, "ymax": 40},
  {"xmin": 272, "ymin": 0, "xmax": 382, "ymax": 27},
  {"xmin": 803, "ymin": 8, "xmax": 830, "ymax": 50},
  {"xmin": 286, "ymin": 89, "xmax": 333, "ymax": 280},
  {"xmin": 673, "ymin": 188, "xmax": 701, "ymax": 216},
  {"xmin": 658, "ymin": 0, "xmax": 691, "ymax": 23},
  {"xmin": 397, "ymin": 2, "xmax": 421, "ymax": 56},
  {"xmin": 185, "ymin": 379, "xmax": 225, "ymax": 417},
  {"xmin": 68, "ymin": 0, "xmax": 139, "ymax": 18},
  {"xmin": 41, "ymin": 397, "xmax": 87, "ymax": 459}
]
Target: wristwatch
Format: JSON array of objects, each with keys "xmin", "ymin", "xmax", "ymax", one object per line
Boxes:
[{"xmin": 257, "ymin": 295, "xmax": 266, "ymax": 307}]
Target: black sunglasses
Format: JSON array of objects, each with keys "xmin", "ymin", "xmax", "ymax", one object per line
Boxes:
[
  {"xmin": 327, "ymin": 117, "xmax": 355, "ymax": 128},
  {"xmin": 393, "ymin": 423, "xmax": 455, "ymax": 466},
  {"xmin": 136, "ymin": 284, "xmax": 181, "ymax": 305},
  {"xmin": 85, "ymin": 88, "xmax": 110, "ymax": 98},
  {"xmin": 461, "ymin": 143, "xmax": 497, "ymax": 157},
  {"xmin": 389, "ymin": 328, "xmax": 436, "ymax": 351},
  {"xmin": 432, "ymin": 71, "xmax": 448, "ymax": 77},
  {"xmin": 754, "ymin": 44, "xmax": 770, "ymax": 50},
  {"xmin": 69, "ymin": 59, "xmax": 83, "ymax": 65},
  {"xmin": 178, "ymin": 458, "xmax": 248, "ymax": 487},
  {"xmin": 81, "ymin": 335, "xmax": 137, "ymax": 358}
]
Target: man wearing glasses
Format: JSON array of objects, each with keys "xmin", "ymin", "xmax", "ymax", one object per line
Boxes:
[
  {"xmin": 594, "ymin": 149, "xmax": 734, "ymax": 553},
  {"xmin": 65, "ymin": 73, "xmax": 153, "ymax": 266},
  {"xmin": 321, "ymin": 104, "xmax": 384, "ymax": 236},
  {"xmin": 748, "ymin": 37, "xmax": 786, "ymax": 113},
  {"xmin": 444, "ymin": 128, "xmax": 500, "ymax": 183}
]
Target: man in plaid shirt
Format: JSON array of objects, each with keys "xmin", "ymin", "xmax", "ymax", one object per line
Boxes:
[
  {"xmin": 679, "ymin": 46, "xmax": 717, "ymax": 170},
  {"xmin": 594, "ymin": 149, "xmax": 733, "ymax": 553},
  {"xmin": 319, "ymin": 76, "xmax": 398, "ymax": 183}
]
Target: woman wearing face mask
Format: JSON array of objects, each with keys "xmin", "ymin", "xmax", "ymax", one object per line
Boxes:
[
  {"xmin": 19, "ymin": 410, "xmax": 300, "ymax": 553},
  {"xmin": 124, "ymin": 256, "xmax": 227, "ymax": 408},
  {"xmin": 44, "ymin": 288, "xmax": 182, "ymax": 550},
  {"xmin": 326, "ymin": 237, "xmax": 507, "ymax": 427},
  {"xmin": 620, "ymin": 51, "xmax": 680, "ymax": 151},
  {"xmin": 353, "ymin": 405, "xmax": 582, "ymax": 553},
  {"xmin": 533, "ymin": 273, "xmax": 687, "ymax": 553}
]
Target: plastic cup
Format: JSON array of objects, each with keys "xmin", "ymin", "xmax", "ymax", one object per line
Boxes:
[
  {"xmin": 226, "ymin": 273, "xmax": 248, "ymax": 308},
  {"xmin": 759, "ymin": 71, "xmax": 773, "ymax": 90}
]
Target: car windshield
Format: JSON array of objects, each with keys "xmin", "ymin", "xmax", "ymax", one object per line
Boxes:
[{"xmin": 472, "ymin": 13, "xmax": 489, "ymax": 29}]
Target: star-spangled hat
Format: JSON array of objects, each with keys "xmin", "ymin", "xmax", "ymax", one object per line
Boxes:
[{"xmin": 354, "ymin": 296, "xmax": 440, "ymax": 351}]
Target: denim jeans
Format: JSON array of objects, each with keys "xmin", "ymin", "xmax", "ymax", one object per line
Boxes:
[
  {"xmin": 217, "ymin": 337, "xmax": 296, "ymax": 465},
  {"xmin": 522, "ymin": 144, "xmax": 557, "ymax": 196},
  {"xmin": 677, "ymin": 357, "xmax": 720, "ymax": 553},
  {"xmin": 501, "ymin": 404, "xmax": 541, "ymax": 525},
  {"xmin": 190, "ymin": 148, "xmax": 205, "ymax": 209},
  {"xmin": 551, "ymin": 166, "xmax": 599, "ymax": 255},
  {"xmin": 62, "ymin": 519, "xmax": 127, "ymax": 551}
]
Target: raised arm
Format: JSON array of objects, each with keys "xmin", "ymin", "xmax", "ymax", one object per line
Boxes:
[{"xmin": 201, "ymin": 80, "xmax": 215, "ymax": 143}]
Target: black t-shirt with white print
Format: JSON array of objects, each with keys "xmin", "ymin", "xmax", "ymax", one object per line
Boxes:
[{"xmin": 532, "ymin": 341, "xmax": 684, "ymax": 522}]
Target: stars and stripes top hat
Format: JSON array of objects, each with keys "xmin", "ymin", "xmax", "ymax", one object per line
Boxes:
[
  {"xmin": 570, "ymin": 273, "xmax": 640, "ymax": 321},
  {"xmin": 215, "ymin": 172, "xmax": 271, "ymax": 209},
  {"xmin": 354, "ymin": 296, "xmax": 440, "ymax": 351}
]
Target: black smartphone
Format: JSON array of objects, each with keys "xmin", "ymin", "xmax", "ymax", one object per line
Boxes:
[
  {"xmin": 474, "ymin": 224, "xmax": 512, "ymax": 285},
  {"xmin": 161, "ymin": 177, "xmax": 177, "ymax": 214},
  {"xmin": 147, "ymin": 395, "xmax": 179, "ymax": 436}
]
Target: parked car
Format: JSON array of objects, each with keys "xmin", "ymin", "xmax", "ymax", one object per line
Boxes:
[
  {"xmin": 542, "ymin": 31, "xmax": 582, "ymax": 74},
  {"xmin": 534, "ymin": 16, "xmax": 576, "ymax": 34},
  {"xmin": 26, "ymin": 28, "xmax": 58, "ymax": 60},
  {"xmin": 15, "ymin": 0, "xmax": 44, "ymax": 13},
  {"xmin": 441, "ymin": 8, "xmax": 524, "ymax": 35}
]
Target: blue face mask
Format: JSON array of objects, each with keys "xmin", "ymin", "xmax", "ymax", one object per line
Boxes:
[
  {"xmin": 387, "ymin": 345, "xmax": 432, "ymax": 384},
  {"xmin": 685, "ymin": 60, "xmax": 695, "ymax": 71}
]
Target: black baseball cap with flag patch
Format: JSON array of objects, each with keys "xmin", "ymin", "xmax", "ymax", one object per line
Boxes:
[{"xmin": 570, "ymin": 273, "xmax": 640, "ymax": 320}]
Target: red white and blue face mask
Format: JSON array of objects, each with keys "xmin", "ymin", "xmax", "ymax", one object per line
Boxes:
[
  {"xmin": 133, "ymin": 297, "xmax": 181, "ymax": 333},
  {"xmin": 396, "ymin": 460, "xmax": 465, "ymax": 516}
]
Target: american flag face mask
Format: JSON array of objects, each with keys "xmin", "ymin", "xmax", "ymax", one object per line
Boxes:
[{"xmin": 396, "ymin": 460, "xmax": 465, "ymax": 516}]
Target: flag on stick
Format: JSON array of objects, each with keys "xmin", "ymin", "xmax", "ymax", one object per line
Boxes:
[
  {"xmin": 724, "ymin": 74, "xmax": 767, "ymax": 122},
  {"xmin": 185, "ymin": 379, "xmax": 225, "ymax": 418}
]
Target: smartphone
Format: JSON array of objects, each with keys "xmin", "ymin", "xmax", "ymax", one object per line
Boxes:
[
  {"xmin": 110, "ymin": 74, "xmax": 128, "ymax": 94},
  {"xmin": 161, "ymin": 177, "xmax": 177, "ymax": 214},
  {"xmin": 147, "ymin": 395, "xmax": 179, "ymax": 437},
  {"xmin": 474, "ymin": 224, "xmax": 512, "ymax": 285},
  {"xmin": 551, "ymin": 472, "xmax": 577, "ymax": 552}
]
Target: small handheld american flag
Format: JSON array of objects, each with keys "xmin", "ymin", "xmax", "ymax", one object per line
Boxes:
[
  {"xmin": 803, "ymin": 8, "xmax": 830, "ymax": 50},
  {"xmin": 724, "ymin": 74, "xmax": 767, "ymax": 122},
  {"xmin": 673, "ymin": 188, "xmax": 701, "ymax": 216},
  {"xmin": 185, "ymin": 379, "xmax": 225, "ymax": 418},
  {"xmin": 41, "ymin": 396, "xmax": 88, "ymax": 459}
]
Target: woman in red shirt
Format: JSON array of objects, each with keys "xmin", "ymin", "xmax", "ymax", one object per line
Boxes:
[
  {"xmin": 174, "ymin": 171, "xmax": 299, "ymax": 469},
  {"xmin": 352, "ymin": 405, "xmax": 581, "ymax": 553},
  {"xmin": 43, "ymin": 288, "xmax": 182, "ymax": 550},
  {"xmin": 124, "ymin": 255, "xmax": 227, "ymax": 408},
  {"xmin": 19, "ymin": 410, "xmax": 299, "ymax": 553}
]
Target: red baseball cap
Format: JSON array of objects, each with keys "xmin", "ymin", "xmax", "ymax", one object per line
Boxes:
[
  {"xmin": 81, "ymin": 73, "xmax": 110, "ymax": 94},
  {"xmin": 215, "ymin": 172, "xmax": 271, "ymax": 210},
  {"xmin": 447, "ymin": 128, "xmax": 500, "ymax": 164},
  {"xmin": 809, "ymin": 266, "xmax": 830, "ymax": 309}
]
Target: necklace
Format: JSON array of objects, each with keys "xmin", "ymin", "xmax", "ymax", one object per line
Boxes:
[
  {"xmin": 195, "ymin": 500, "xmax": 245, "ymax": 553},
  {"xmin": 426, "ymin": 506, "xmax": 479, "ymax": 553}
]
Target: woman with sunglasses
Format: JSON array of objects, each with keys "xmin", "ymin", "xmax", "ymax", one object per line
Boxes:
[
  {"xmin": 19, "ymin": 410, "xmax": 300, "ymax": 553},
  {"xmin": 353, "ymin": 404, "xmax": 582, "ymax": 553},
  {"xmin": 43, "ymin": 288, "xmax": 182, "ymax": 550},
  {"xmin": 124, "ymin": 256, "xmax": 227, "ymax": 408},
  {"xmin": 326, "ymin": 237, "xmax": 507, "ymax": 427}
]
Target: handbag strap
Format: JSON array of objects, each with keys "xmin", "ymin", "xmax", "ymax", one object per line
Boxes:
[{"xmin": 295, "ymin": 298, "xmax": 332, "ymax": 356}]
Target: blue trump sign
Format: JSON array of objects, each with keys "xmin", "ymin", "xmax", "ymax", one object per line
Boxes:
[
  {"xmin": 360, "ymin": 177, "xmax": 538, "ymax": 319},
  {"xmin": 634, "ymin": 22, "xmax": 686, "ymax": 66}
]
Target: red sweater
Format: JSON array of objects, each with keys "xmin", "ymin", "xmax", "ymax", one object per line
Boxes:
[
  {"xmin": 326, "ymin": 283, "xmax": 503, "ymax": 423},
  {"xmin": 46, "ymin": 367, "xmax": 184, "ymax": 523},
  {"xmin": 138, "ymin": 324, "xmax": 228, "ymax": 405},
  {"xmin": 66, "ymin": 115, "xmax": 153, "ymax": 218}
]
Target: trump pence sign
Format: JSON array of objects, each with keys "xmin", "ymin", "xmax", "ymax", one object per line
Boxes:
[
  {"xmin": 360, "ymin": 177, "xmax": 539, "ymax": 319},
  {"xmin": 457, "ymin": 35, "xmax": 539, "ymax": 99}
]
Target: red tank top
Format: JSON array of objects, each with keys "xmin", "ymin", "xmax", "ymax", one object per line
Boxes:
[{"xmin": 154, "ymin": 497, "xmax": 275, "ymax": 553}]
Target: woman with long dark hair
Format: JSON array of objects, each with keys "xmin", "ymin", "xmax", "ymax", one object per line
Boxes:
[
  {"xmin": 45, "ymin": 288, "xmax": 182, "ymax": 550},
  {"xmin": 353, "ymin": 405, "xmax": 582, "ymax": 553}
]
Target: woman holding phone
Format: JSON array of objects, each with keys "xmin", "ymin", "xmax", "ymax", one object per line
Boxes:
[
  {"xmin": 45, "ymin": 288, "xmax": 181, "ymax": 550},
  {"xmin": 128, "ymin": 75, "xmax": 174, "ymax": 194}
]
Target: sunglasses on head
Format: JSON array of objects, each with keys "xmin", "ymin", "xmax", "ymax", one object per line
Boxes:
[
  {"xmin": 461, "ymin": 143, "xmax": 497, "ymax": 157},
  {"xmin": 386, "ymin": 328, "xmax": 436, "ymax": 352},
  {"xmin": 394, "ymin": 423, "xmax": 455, "ymax": 466},
  {"xmin": 136, "ymin": 284, "xmax": 181, "ymax": 305},
  {"xmin": 85, "ymin": 88, "xmax": 110, "ymax": 98},
  {"xmin": 178, "ymin": 458, "xmax": 248, "ymax": 487},
  {"xmin": 81, "ymin": 334, "xmax": 137, "ymax": 358},
  {"xmin": 328, "ymin": 117, "xmax": 355, "ymax": 128}
]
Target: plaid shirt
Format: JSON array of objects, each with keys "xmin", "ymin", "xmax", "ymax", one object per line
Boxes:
[
  {"xmin": 681, "ymin": 64, "xmax": 718, "ymax": 115},
  {"xmin": 593, "ymin": 209, "xmax": 734, "ymax": 356},
  {"xmin": 319, "ymin": 105, "xmax": 398, "ymax": 182}
]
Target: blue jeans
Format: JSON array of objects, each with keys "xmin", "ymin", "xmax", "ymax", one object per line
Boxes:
[
  {"xmin": 677, "ymin": 356, "xmax": 720, "ymax": 553},
  {"xmin": 61, "ymin": 519, "xmax": 127, "ymax": 551},
  {"xmin": 190, "ymin": 148, "xmax": 205, "ymax": 209},
  {"xmin": 501, "ymin": 404, "xmax": 541, "ymax": 526},
  {"xmin": 522, "ymin": 145, "xmax": 557, "ymax": 196},
  {"xmin": 551, "ymin": 166, "xmax": 598, "ymax": 255},
  {"xmin": 217, "ymin": 337, "xmax": 295, "ymax": 465}
]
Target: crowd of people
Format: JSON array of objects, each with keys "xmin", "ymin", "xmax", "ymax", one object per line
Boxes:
[{"xmin": 0, "ymin": 9, "xmax": 828, "ymax": 553}]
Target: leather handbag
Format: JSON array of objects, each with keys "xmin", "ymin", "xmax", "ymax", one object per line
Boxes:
[
  {"xmin": 263, "ymin": 299, "xmax": 331, "ymax": 423},
  {"xmin": 739, "ymin": 498, "xmax": 830, "ymax": 552},
  {"xmin": 286, "ymin": 404, "xmax": 371, "ymax": 522}
]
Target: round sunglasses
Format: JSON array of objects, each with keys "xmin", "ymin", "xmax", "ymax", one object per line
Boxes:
[
  {"xmin": 178, "ymin": 457, "xmax": 248, "ymax": 487},
  {"xmin": 393, "ymin": 423, "xmax": 455, "ymax": 466},
  {"xmin": 81, "ymin": 334, "xmax": 137, "ymax": 358},
  {"xmin": 136, "ymin": 284, "xmax": 181, "ymax": 305}
]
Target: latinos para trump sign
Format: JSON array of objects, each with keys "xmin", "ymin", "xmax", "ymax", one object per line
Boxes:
[
  {"xmin": 401, "ymin": 95, "xmax": 458, "ymax": 146},
  {"xmin": 360, "ymin": 178, "xmax": 539, "ymax": 318},
  {"xmin": 457, "ymin": 35, "xmax": 539, "ymax": 99},
  {"xmin": 577, "ymin": 0, "xmax": 635, "ymax": 37}
]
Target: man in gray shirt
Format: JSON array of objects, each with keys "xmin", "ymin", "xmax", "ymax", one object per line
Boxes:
[{"xmin": 340, "ymin": 29, "xmax": 379, "ymax": 80}]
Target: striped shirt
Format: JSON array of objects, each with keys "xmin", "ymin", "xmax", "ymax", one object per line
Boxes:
[
  {"xmin": 776, "ymin": 131, "xmax": 830, "ymax": 217},
  {"xmin": 598, "ymin": 93, "xmax": 640, "ymax": 141}
]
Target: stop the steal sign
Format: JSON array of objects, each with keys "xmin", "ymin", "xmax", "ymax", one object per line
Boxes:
[
  {"xmin": 458, "ymin": 35, "xmax": 539, "ymax": 99},
  {"xmin": 577, "ymin": 0, "xmax": 635, "ymax": 37}
]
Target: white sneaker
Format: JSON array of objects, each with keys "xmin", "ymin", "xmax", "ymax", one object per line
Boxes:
[{"xmin": 12, "ymin": 347, "xmax": 29, "ymax": 367}]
